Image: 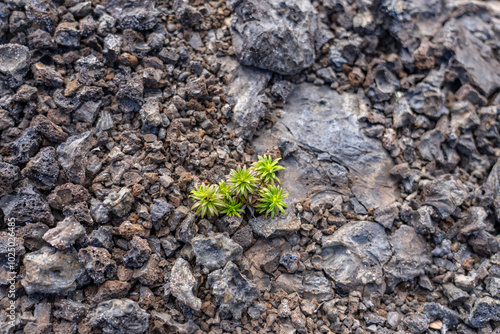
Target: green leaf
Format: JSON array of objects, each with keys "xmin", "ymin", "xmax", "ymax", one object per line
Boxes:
[
  {"xmin": 189, "ymin": 183, "xmax": 225, "ymax": 218},
  {"xmin": 252, "ymin": 155, "xmax": 285, "ymax": 185},
  {"xmin": 255, "ymin": 184, "xmax": 288, "ymax": 218},
  {"xmin": 227, "ymin": 165, "xmax": 259, "ymax": 199}
]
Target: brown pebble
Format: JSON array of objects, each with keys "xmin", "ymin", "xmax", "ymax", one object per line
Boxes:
[{"xmin": 429, "ymin": 320, "xmax": 442, "ymax": 330}]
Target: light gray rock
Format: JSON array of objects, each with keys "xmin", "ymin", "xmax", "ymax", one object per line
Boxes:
[
  {"xmin": 57, "ymin": 131, "xmax": 92, "ymax": 185},
  {"xmin": 229, "ymin": 0, "xmax": 318, "ymax": 75},
  {"xmin": 21, "ymin": 146, "xmax": 59, "ymax": 190},
  {"xmin": 170, "ymin": 258, "xmax": 201, "ymax": 311},
  {"xmin": 384, "ymin": 225, "xmax": 432, "ymax": 289},
  {"xmin": 253, "ymin": 83, "xmax": 398, "ymax": 209},
  {"xmin": 321, "ymin": 221, "xmax": 391, "ymax": 300},
  {"xmin": 191, "ymin": 233, "xmax": 243, "ymax": 271},
  {"xmin": 105, "ymin": 0, "xmax": 159, "ymax": 31},
  {"xmin": 150, "ymin": 311, "xmax": 199, "ymax": 334},
  {"xmin": 21, "ymin": 246, "xmax": 87, "ymax": 295},
  {"xmin": 208, "ymin": 261, "xmax": 259, "ymax": 320},
  {"xmin": 423, "ymin": 175, "xmax": 467, "ymax": 218},
  {"xmin": 249, "ymin": 213, "xmax": 301, "ymax": 238},
  {"xmin": 43, "ymin": 216, "xmax": 85, "ymax": 250},
  {"xmin": 103, "ymin": 187, "xmax": 134, "ymax": 217},
  {"xmin": 220, "ymin": 57, "xmax": 271, "ymax": 140},
  {"xmin": 0, "ymin": 44, "xmax": 30, "ymax": 84},
  {"xmin": 87, "ymin": 299, "xmax": 150, "ymax": 334},
  {"xmin": 374, "ymin": 202, "xmax": 400, "ymax": 229}
]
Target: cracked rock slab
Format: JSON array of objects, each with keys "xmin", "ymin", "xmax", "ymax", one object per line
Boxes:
[
  {"xmin": 191, "ymin": 233, "xmax": 243, "ymax": 271},
  {"xmin": 249, "ymin": 213, "xmax": 301, "ymax": 238}
]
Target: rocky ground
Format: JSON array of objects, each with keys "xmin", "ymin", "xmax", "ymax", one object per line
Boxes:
[{"xmin": 0, "ymin": 0, "xmax": 500, "ymax": 333}]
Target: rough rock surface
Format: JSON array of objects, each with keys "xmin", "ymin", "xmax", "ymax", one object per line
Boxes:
[
  {"xmin": 42, "ymin": 216, "xmax": 85, "ymax": 250},
  {"xmin": 229, "ymin": 0, "xmax": 318, "ymax": 75},
  {"xmin": 21, "ymin": 247, "xmax": 87, "ymax": 295},
  {"xmin": 87, "ymin": 299, "xmax": 150, "ymax": 334},
  {"xmin": 191, "ymin": 233, "xmax": 243, "ymax": 271},
  {"xmin": 249, "ymin": 213, "xmax": 301, "ymax": 238},
  {"xmin": 170, "ymin": 257, "xmax": 202, "ymax": 311}
]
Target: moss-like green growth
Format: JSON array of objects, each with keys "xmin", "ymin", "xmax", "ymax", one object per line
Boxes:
[{"xmin": 190, "ymin": 155, "xmax": 288, "ymax": 218}]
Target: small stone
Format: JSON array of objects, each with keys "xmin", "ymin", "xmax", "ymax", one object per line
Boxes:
[
  {"xmin": 403, "ymin": 313, "xmax": 429, "ymax": 334},
  {"xmin": 5, "ymin": 127, "xmax": 41, "ymax": 165},
  {"xmin": 0, "ymin": 162, "xmax": 20, "ymax": 197},
  {"xmin": 86, "ymin": 226, "xmax": 114, "ymax": 250},
  {"xmin": 104, "ymin": 188, "xmax": 134, "ymax": 218},
  {"xmin": 0, "ymin": 44, "xmax": 30, "ymax": 84},
  {"xmin": 32, "ymin": 62, "xmax": 64, "ymax": 88},
  {"xmin": 105, "ymin": 0, "xmax": 159, "ymax": 30},
  {"xmin": 21, "ymin": 146, "xmax": 59, "ymax": 190},
  {"xmin": 423, "ymin": 176, "xmax": 467, "ymax": 218},
  {"xmin": 54, "ymin": 22, "xmax": 80, "ymax": 47},
  {"xmin": 423, "ymin": 302, "xmax": 461, "ymax": 330},
  {"xmin": 32, "ymin": 115, "xmax": 68, "ymax": 143},
  {"xmin": 454, "ymin": 274, "xmax": 477, "ymax": 292},
  {"xmin": 387, "ymin": 312, "xmax": 402, "ymax": 329},
  {"xmin": 160, "ymin": 236, "xmax": 180, "ymax": 258},
  {"xmin": 78, "ymin": 246, "xmax": 117, "ymax": 284},
  {"xmin": 21, "ymin": 246, "xmax": 87, "ymax": 295},
  {"xmin": 132, "ymin": 253, "xmax": 162, "ymax": 286},
  {"xmin": 175, "ymin": 212, "xmax": 198, "ymax": 243},
  {"xmin": 92, "ymin": 280, "xmax": 131, "ymax": 304},
  {"xmin": 443, "ymin": 283, "xmax": 469, "ymax": 306},
  {"xmin": 191, "ymin": 233, "xmax": 243, "ymax": 271},
  {"xmin": 54, "ymin": 299, "xmax": 87, "ymax": 322},
  {"xmin": 469, "ymin": 297, "xmax": 500, "ymax": 328},
  {"xmin": 249, "ymin": 213, "xmax": 301, "ymax": 238},
  {"xmin": 43, "ymin": 216, "xmax": 86, "ymax": 250},
  {"xmin": 279, "ymin": 250, "xmax": 300, "ymax": 273},
  {"xmin": 87, "ymin": 299, "xmax": 149, "ymax": 334},
  {"xmin": 170, "ymin": 257, "xmax": 202, "ymax": 311},
  {"xmin": 57, "ymin": 132, "xmax": 92, "ymax": 185},
  {"xmin": 123, "ymin": 236, "xmax": 151, "ymax": 268},
  {"xmin": 47, "ymin": 183, "xmax": 89, "ymax": 210},
  {"xmin": 429, "ymin": 320, "xmax": 442, "ymax": 330},
  {"xmin": 373, "ymin": 202, "xmax": 400, "ymax": 229},
  {"xmin": 208, "ymin": 261, "xmax": 259, "ymax": 320},
  {"xmin": 487, "ymin": 277, "xmax": 500, "ymax": 299}
]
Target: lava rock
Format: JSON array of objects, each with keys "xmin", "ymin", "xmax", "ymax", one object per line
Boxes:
[
  {"xmin": 0, "ymin": 44, "xmax": 30, "ymax": 85},
  {"xmin": 384, "ymin": 225, "xmax": 432, "ymax": 288},
  {"xmin": 249, "ymin": 213, "xmax": 301, "ymax": 238},
  {"xmin": 173, "ymin": 0, "xmax": 202, "ymax": 28},
  {"xmin": 25, "ymin": 0, "xmax": 58, "ymax": 32},
  {"xmin": 5, "ymin": 127, "xmax": 41, "ymax": 165},
  {"xmin": 170, "ymin": 257, "xmax": 202, "ymax": 311},
  {"xmin": 17, "ymin": 222, "xmax": 50, "ymax": 251},
  {"xmin": 31, "ymin": 115, "xmax": 68, "ymax": 143},
  {"xmin": 32, "ymin": 62, "xmax": 64, "ymax": 88},
  {"xmin": 87, "ymin": 299, "xmax": 150, "ymax": 334},
  {"xmin": 21, "ymin": 146, "xmax": 59, "ymax": 190},
  {"xmin": 132, "ymin": 253, "xmax": 162, "ymax": 286},
  {"xmin": 468, "ymin": 297, "xmax": 500, "ymax": 328},
  {"xmin": 78, "ymin": 246, "xmax": 117, "ymax": 284},
  {"xmin": 21, "ymin": 246, "xmax": 87, "ymax": 295},
  {"xmin": 103, "ymin": 187, "xmax": 134, "ymax": 218},
  {"xmin": 191, "ymin": 233, "xmax": 243, "ymax": 271},
  {"xmin": 423, "ymin": 302, "xmax": 461, "ymax": 330},
  {"xmin": 443, "ymin": 283, "xmax": 469, "ymax": 306},
  {"xmin": 0, "ymin": 162, "xmax": 20, "ymax": 197},
  {"xmin": 85, "ymin": 226, "xmax": 114, "ymax": 250},
  {"xmin": 160, "ymin": 235, "xmax": 180, "ymax": 258},
  {"xmin": 57, "ymin": 132, "xmax": 92, "ymax": 185},
  {"xmin": 1, "ymin": 182, "xmax": 53, "ymax": 226},
  {"xmin": 208, "ymin": 261, "xmax": 259, "ymax": 320},
  {"xmin": 229, "ymin": 0, "xmax": 318, "ymax": 75},
  {"xmin": 43, "ymin": 216, "xmax": 86, "ymax": 250},
  {"xmin": 123, "ymin": 236, "xmax": 151, "ymax": 269},
  {"xmin": 403, "ymin": 313, "xmax": 430, "ymax": 334},
  {"xmin": 423, "ymin": 176, "xmax": 467, "ymax": 218},
  {"xmin": 54, "ymin": 22, "xmax": 80, "ymax": 47},
  {"xmin": 373, "ymin": 202, "xmax": 400, "ymax": 229},
  {"xmin": 53, "ymin": 299, "xmax": 87, "ymax": 322},
  {"xmin": 47, "ymin": 183, "xmax": 89, "ymax": 210},
  {"xmin": 105, "ymin": 0, "xmax": 159, "ymax": 31}
]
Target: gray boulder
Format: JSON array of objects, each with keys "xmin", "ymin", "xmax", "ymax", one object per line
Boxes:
[{"xmin": 229, "ymin": 0, "xmax": 318, "ymax": 75}]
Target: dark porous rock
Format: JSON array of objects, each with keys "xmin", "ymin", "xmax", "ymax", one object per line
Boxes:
[
  {"xmin": 86, "ymin": 226, "xmax": 114, "ymax": 250},
  {"xmin": 123, "ymin": 236, "xmax": 151, "ymax": 269},
  {"xmin": 160, "ymin": 235, "xmax": 180, "ymax": 258},
  {"xmin": 215, "ymin": 215, "xmax": 242, "ymax": 235},
  {"xmin": 117, "ymin": 73, "xmax": 144, "ymax": 102},
  {"xmin": 105, "ymin": 0, "xmax": 159, "ymax": 31},
  {"xmin": 53, "ymin": 299, "xmax": 87, "ymax": 322},
  {"xmin": 103, "ymin": 187, "xmax": 134, "ymax": 218},
  {"xmin": 467, "ymin": 230, "xmax": 500, "ymax": 257},
  {"xmin": 416, "ymin": 129, "xmax": 444, "ymax": 163},
  {"xmin": 150, "ymin": 311, "xmax": 200, "ymax": 334},
  {"xmin": 469, "ymin": 297, "xmax": 500, "ymax": 328},
  {"xmin": 47, "ymin": 183, "xmax": 89, "ymax": 210},
  {"xmin": 13, "ymin": 84, "xmax": 37, "ymax": 103},
  {"xmin": 253, "ymin": 83, "xmax": 398, "ymax": 209},
  {"xmin": 132, "ymin": 253, "xmax": 162, "ymax": 286},
  {"xmin": 140, "ymin": 98, "xmax": 161, "ymax": 128},
  {"xmin": 373, "ymin": 202, "xmax": 400, "ymax": 229},
  {"xmin": 245, "ymin": 237, "xmax": 290, "ymax": 276},
  {"xmin": 229, "ymin": 0, "xmax": 318, "ymax": 75},
  {"xmin": 423, "ymin": 302, "xmax": 461, "ymax": 330},
  {"xmin": 78, "ymin": 246, "xmax": 117, "ymax": 284},
  {"xmin": 87, "ymin": 299, "xmax": 150, "ymax": 334},
  {"xmin": 73, "ymin": 100, "xmax": 102, "ymax": 125},
  {"xmin": 21, "ymin": 146, "xmax": 59, "ymax": 190},
  {"xmin": 170, "ymin": 257, "xmax": 202, "ymax": 311},
  {"xmin": 43, "ymin": 216, "xmax": 86, "ymax": 250},
  {"xmin": 232, "ymin": 224, "xmax": 254, "ymax": 249},
  {"xmin": 321, "ymin": 221, "xmax": 391, "ymax": 300},
  {"xmin": 208, "ymin": 261, "xmax": 259, "ymax": 320},
  {"xmin": 220, "ymin": 57, "xmax": 271, "ymax": 140},
  {"xmin": 365, "ymin": 62, "xmax": 400, "ymax": 102},
  {"xmin": 0, "ymin": 162, "xmax": 20, "ymax": 197},
  {"xmin": 174, "ymin": 0, "xmax": 202, "ymax": 28},
  {"xmin": 25, "ymin": 0, "xmax": 58, "ymax": 32},
  {"xmin": 21, "ymin": 246, "xmax": 87, "ymax": 295},
  {"xmin": 407, "ymin": 205, "xmax": 437, "ymax": 235},
  {"xmin": 31, "ymin": 115, "xmax": 68, "ymax": 143},
  {"xmin": 5, "ymin": 127, "xmax": 41, "ymax": 165},
  {"xmin": 403, "ymin": 313, "xmax": 429, "ymax": 334},
  {"xmin": 279, "ymin": 250, "xmax": 300, "ymax": 274},
  {"xmin": 0, "ymin": 44, "xmax": 30, "ymax": 85},
  {"xmin": 435, "ymin": 19, "xmax": 500, "ymax": 97},
  {"xmin": 249, "ymin": 213, "xmax": 301, "ymax": 238},
  {"xmin": 423, "ymin": 175, "xmax": 467, "ymax": 218},
  {"xmin": 57, "ymin": 132, "xmax": 92, "ymax": 185},
  {"xmin": 32, "ymin": 62, "xmax": 64, "ymax": 88},
  {"xmin": 192, "ymin": 233, "xmax": 243, "ymax": 271},
  {"xmin": 54, "ymin": 22, "xmax": 80, "ymax": 47},
  {"xmin": 63, "ymin": 201, "xmax": 93, "ymax": 226},
  {"xmin": 17, "ymin": 222, "xmax": 50, "ymax": 251},
  {"xmin": 1, "ymin": 182, "xmax": 53, "ymax": 226},
  {"xmin": 384, "ymin": 225, "xmax": 432, "ymax": 289}
]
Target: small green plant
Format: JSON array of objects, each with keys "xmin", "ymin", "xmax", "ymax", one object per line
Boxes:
[{"xmin": 190, "ymin": 155, "xmax": 288, "ymax": 218}]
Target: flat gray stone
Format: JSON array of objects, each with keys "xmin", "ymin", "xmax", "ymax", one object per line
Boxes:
[{"xmin": 249, "ymin": 213, "xmax": 301, "ymax": 238}]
